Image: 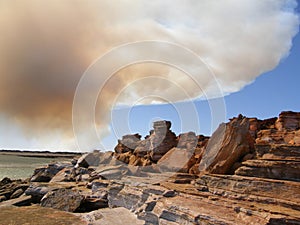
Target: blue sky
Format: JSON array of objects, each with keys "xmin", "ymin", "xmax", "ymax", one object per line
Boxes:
[{"xmin": 103, "ymin": 28, "xmax": 300, "ymax": 149}]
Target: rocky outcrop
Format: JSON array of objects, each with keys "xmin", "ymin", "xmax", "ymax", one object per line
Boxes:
[
  {"xmin": 133, "ymin": 120, "xmax": 178, "ymax": 162},
  {"xmin": 235, "ymin": 144, "xmax": 300, "ymax": 181},
  {"xmin": 232, "ymin": 112, "xmax": 300, "ymax": 182},
  {"xmin": 149, "ymin": 121, "xmax": 178, "ymax": 162},
  {"xmin": 114, "ymin": 120, "xmax": 178, "ymax": 167},
  {"xmin": 275, "ymin": 111, "xmax": 300, "ymax": 131},
  {"xmin": 1, "ymin": 111, "xmax": 300, "ymax": 224},
  {"xmin": 0, "ymin": 177, "xmax": 29, "ymax": 203},
  {"xmin": 235, "ymin": 159, "xmax": 300, "ymax": 181},
  {"xmin": 256, "ymin": 111, "xmax": 300, "ymax": 145},
  {"xmin": 30, "ymin": 162, "xmax": 71, "ymax": 182},
  {"xmin": 114, "ymin": 122, "xmax": 209, "ymax": 175}
]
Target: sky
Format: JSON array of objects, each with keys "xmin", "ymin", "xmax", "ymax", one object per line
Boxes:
[
  {"xmin": 0, "ymin": 0, "xmax": 299, "ymax": 151},
  {"xmin": 105, "ymin": 33, "xmax": 300, "ymax": 149}
]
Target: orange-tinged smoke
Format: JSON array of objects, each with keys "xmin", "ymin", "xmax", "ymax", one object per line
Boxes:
[{"xmin": 0, "ymin": 0, "xmax": 298, "ymax": 150}]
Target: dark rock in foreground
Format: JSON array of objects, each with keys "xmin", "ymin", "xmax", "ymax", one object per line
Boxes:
[{"xmin": 41, "ymin": 188, "xmax": 84, "ymax": 212}]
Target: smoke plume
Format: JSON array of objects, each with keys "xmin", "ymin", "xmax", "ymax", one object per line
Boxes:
[{"xmin": 0, "ymin": 0, "xmax": 298, "ymax": 150}]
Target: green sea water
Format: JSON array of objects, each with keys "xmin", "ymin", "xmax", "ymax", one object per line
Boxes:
[{"xmin": 0, "ymin": 154, "xmax": 67, "ymax": 180}]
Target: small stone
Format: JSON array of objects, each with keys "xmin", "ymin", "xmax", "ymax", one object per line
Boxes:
[
  {"xmin": 162, "ymin": 190, "xmax": 176, "ymax": 198},
  {"xmin": 145, "ymin": 201, "xmax": 156, "ymax": 212},
  {"xmin": 234, "ymin": 207, "xmax": 241, "ymax": 213}
]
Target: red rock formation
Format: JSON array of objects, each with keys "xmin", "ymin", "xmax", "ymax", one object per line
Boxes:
[
  {"xmin": 115, "ymin": 120, "xmax": 177, "ymax": 165},
  {"xmin": 2, "ymin": 111, "xmax": 300, "ymax": 224},
  {"xmin": 147, "ymin": 121, "xmax": 178, "ymax": 162},
  {"xmin": 275, "ymin": 111, "xmax": 300, "ymax": 131},
  {"xmin": 157, "ymin": 147, "xmax": 195, "ymax": 173},
  {"xmin": 113, "ymin": 111, "xmax": 300, "ymax": 179},
  {"xmin": 256, "ymin": 111, "xmax": 300, "ymax": 145},
  {"xmin": 114, "ymin": 134, "xmax": 141, "ymax": 154},
  {"xmin": 199, "ymin": 115, "xmax": 254, "ymax": 174}
]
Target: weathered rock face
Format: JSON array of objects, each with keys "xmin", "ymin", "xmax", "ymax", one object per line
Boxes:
[
  {"xmin": 139, "ymin": 120, "xmax": 178, "ymax": 162},
  {"xmin": 157, "ymin": 147, "xmax": 195, "ymax": 173},
  {"xmin": 189, "ymin": 135, "xmax": 210, "ymax": 174},
  {"xmin": 248, "ymin": 117, "xmax": 277, "ymax": 139},
  {"xmin": 235, "ymin": 159, "xmax": 300, "ymax": 181},
  {"xmin": 30, "ymin": 163, "xmax": 70, "ymax": 182},
  {"xmin": 114, "ymin": 134, "xmax": 142, "ymax": 154},
  {"xmin": 235, "ymin": 144, "xmax": 300, "ymax": 181},
  {"xmin": 41, "ymin": 188, "xmax": 84, "ymax": 212},
  {"xmin": 197, "ymin": 111, "xmax": 300, "ymax": 177},
  {"xmin": 177, "ymin": 132, "xmax": 198, "ymax": 149},
  {"xmin": 255, "ymin": 144, "xmax": 300, "ymax": 161},
  {"xmin": 76, "ymin": 151, "xmax": 115, "ymax": 168},
  {"xmin": 114, "ymin": 122, "xmax": 208, "ymax": 172},
  {"xmin": 256, "ymin": 129, "xmax": 300, "ymax": 145},
  {"xmin": 255, "ymin": 111, "xmax": 300, "ymax": 145},
  {"xmin": 25, "ymin": 184, "xmax": 52, "ymax": 202},
  {"xmin": 50, "ymin": 167, "xmax": 92, "ymax": 183},
  {"xmin": 275, "ymin": 111, "xmax": 300, "ymax": 131},
  {"xmin": 199, "ymin": 115, "xmax": 254, "ymax": 174},
  {"xmin": 115, "ymin": 120, "xmax": 178, "ymax": 166},
  {"xmin": 229, "ymin": 112, "xmax": 300, "ymax": 182}
]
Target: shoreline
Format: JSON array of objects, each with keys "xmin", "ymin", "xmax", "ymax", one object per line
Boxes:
[{"xmin": 0, "ymin": 150, "xmax": 82, "ymax": 158}]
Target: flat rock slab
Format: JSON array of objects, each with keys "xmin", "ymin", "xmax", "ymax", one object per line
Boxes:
[
  {"xmin": 80, "ymin": 207, "xmax": 144, "ymax": 225},
  {"xmin": 0, "ymin": 195, "xmax": 31, "ymax": 207},
  {"xmin": 0, "ymin": 205, "xmax": 86, "ymax": 225}
]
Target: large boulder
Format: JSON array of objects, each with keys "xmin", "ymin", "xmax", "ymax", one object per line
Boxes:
[
  {"xmin": 199, "ymin": 115, "xmax": 253, "ymax": 174},
  {"xmin": 132, "ymin": 120, "xmax": 177, "ymax": 162},
  {"xmin": 157, "ymin": 147, "xmax": 195, "ymax": 173},
  {"xmin": 80, "ymin": 207, "xmax": 144, "ymax": 225},
  {"xmin": 177, "ymin": 132, "xmax": 198, "ymax": 150},
  {"xmin": 30, "ymin": 163, "xmax": 70, "ymax": 182},
  {"xmin": 50, "ymin": 167, "xmax": 91, "ymax": 183},
  {"xmin": 78, "ymin": 190, "xmax": 108, "ymax": 212},
  {"xmin": 95, "ymin": 165, "xmax": 130, "ymax": 180},
  {"xmin": 25, "ymin": 184, "xmax": 52, "ymax": 202},
  {"xmin": 134, "ymin": 140, "xmax": 152, "ymax": 158},
  {"xmin": 149, "ymin": 121, "xmax": 178, "ymax": 162},
  {"xmin": 76, "ymin": 151, "xmax": 114, "ymax": 168},
  {"xmin": 41, "ymin": 188, "xmax": 84, "ymax": 212},
  {"xmin": 114, "ymin": 134, "xmax": 142, "ymax": 154}
]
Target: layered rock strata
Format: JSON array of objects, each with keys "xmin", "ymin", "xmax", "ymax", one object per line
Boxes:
[{"xmin": 0, "ymin": 111, "xmax": 299, "ymax": 224}]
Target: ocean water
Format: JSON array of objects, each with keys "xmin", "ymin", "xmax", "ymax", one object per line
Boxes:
[{"xmin": 0, "ymin": 154, "xmax": 68, "ymax": 180}]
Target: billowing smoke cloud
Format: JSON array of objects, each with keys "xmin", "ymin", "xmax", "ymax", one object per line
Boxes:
[{"xmin": 0, "ymin": 0, "xmax": 298, "ymax": 150}]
